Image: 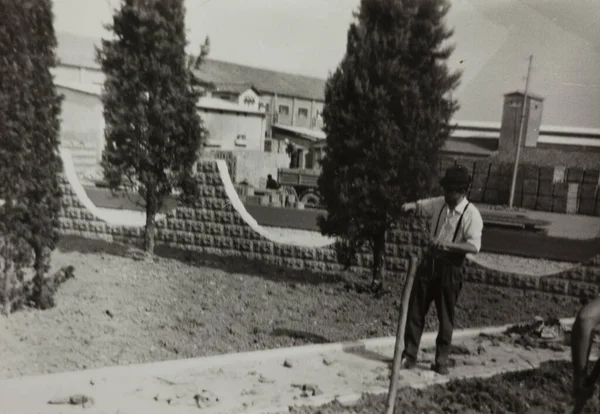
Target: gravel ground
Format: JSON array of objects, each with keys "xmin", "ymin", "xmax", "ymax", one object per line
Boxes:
[
  {"xmin": 0, "ymin": 236, "xmax": 584, "ymax": 380},
  {"xmin": 262, "ymin": 226, "xmax": 334, "ymax": 245},
  {"xmin": 291, "ymin": 360, "xmax": 595, "ymax": 414},
  {"xmin": 471, "ymin": 252, "xmax": 574, "ymax": 276}
]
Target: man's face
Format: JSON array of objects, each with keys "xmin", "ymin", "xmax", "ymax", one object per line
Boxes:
[{"xmin": 444, "ymin": 188, "xmax": 464, "ymax": 207}]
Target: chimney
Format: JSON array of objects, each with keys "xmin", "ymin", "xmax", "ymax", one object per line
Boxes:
[{"xmin": 498, "ymin": 91, "xmax": 544, "ymax": 157}]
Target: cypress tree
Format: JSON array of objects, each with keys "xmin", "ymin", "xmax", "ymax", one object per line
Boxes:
[
  {"xmin": 0, "ymin": 0, "xmax": 64, "ymax": 312},
  {"xmin": 97, "ymin": 0, "xmax": 207, "ymax": 255},
  {"xmin": 318, "ymin": 0, "xmax": 461, "ymax": 291}
]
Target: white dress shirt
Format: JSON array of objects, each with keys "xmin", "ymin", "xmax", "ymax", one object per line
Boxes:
[{"xmin": 416, "ymin": 196, "xmax": 483, "ymax": 255}]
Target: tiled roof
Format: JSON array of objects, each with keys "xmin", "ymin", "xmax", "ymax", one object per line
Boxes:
[
  {"xmin": 55, "ymin": 32, "xmax": 326, "ymax": 102},
  {"xmin": 193, "ymin": 59, "xmax": 326, "ymax": 102},
  {"xmin": 212, "ymin": 83, "xmax": 258, "ymax": 95}
]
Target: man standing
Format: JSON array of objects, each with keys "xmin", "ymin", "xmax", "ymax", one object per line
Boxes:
[
  {"xmin": 266, "ymin": 174, "xmax": 279, "ymax": 190},
  {"xmin": 571, "ymin": 297, "xmax": 600, "ymax": 403},
  {"xmin": 399, "ymin": 164, "xmax": 483, "ymax": 375}
]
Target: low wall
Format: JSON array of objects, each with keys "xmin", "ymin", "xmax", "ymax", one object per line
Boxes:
[{"xmin": 57, "ymin": 149, "xmax": 600, "ymax": 299}]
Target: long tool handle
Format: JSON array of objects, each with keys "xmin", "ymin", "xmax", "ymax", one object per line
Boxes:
[
  {"xmin": 385, "ymin": 255, "xmax": 419, "ymax": 414},
  {"xmin": 572, "ymin": 357, "xmax": 600, "ymax": 414}
]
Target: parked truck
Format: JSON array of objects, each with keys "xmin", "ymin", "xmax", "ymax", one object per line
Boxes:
[{"xmin": 277, "ymin": 167, "xmax": 322, "ymax": 208}]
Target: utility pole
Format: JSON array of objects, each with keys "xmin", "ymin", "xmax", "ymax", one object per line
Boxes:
[{"xmin": 508, "ymin": 54, "xmax": 533, "ymax": 208}]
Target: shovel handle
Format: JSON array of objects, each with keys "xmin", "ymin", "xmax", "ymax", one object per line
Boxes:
[{"xmin": 385, "ymin": 255, "xmax": 419, "ymax": 414}]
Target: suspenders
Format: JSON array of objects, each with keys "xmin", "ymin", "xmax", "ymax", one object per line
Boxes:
[{"xmin": 432, "ymin": 202, "xmax": 471, "ymax": 243}]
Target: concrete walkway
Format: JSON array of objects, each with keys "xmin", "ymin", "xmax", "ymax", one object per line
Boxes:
[{"xmin": 0, "ymin": 322, "xmax": 576, "ymax": 414}]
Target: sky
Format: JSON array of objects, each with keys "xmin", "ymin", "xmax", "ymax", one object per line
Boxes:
[{"xmin": 52, "ymin": 0, "xmax": 600, "ymax": 128}]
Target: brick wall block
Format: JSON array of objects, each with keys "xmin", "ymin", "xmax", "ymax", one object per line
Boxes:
[
  {"xmin": 499, "ymin": 163, "xmax": 514, "ymax": 176},
  {"xmin": 522, "ymin": 195, "xmax": 537, "ymax": 209},
  {"xmin": 586, "ymin": 266, "xmax": 600, "ymax": 283},
  {"xmin": 198, "ymin": 161, "xmax": 218, "ymax": 174},
  {"xmin": 521, "ymin": 164, "xmax": 539, "ymax": 180},
  {"xmin": 484, "ymin": 189, "xmax": 499, "ymax": 204},
  {"xmin": 195, "ymin": 234, "xmax": 214, "ymax": 247},
  {"xmin": 176, "ymin": 232, "xmax": 195, "ymax": 245},
  {"xmin": 578, "ymin": 199, "xmax": 596, "ymax": 216},
  {"xmin": 468, "ymin": 188, "xmax": 484, "ymax": 202},
  {"xmin": 511, "ymin": 274, "xmax": 540, "ymax": 290},
  {"xmin": 253, "ymin": 241, "xmax": 274, "ymax": 255},
  {"xmin": 200, "ymin": 187, "xmax": 215, "ymax": 198},
  {"xmin": 232, "ymin": 238, "xmax": 253, "ymax": 252},
  {"xmin": 536, "ymin": 196, "xmax": 553, "ymax": 212},
  {"xmin": 464, "ymin": 266, "xmax": 486, "ymax": 284},
  {"xmin": 538, "ymin": 181, "xmax": 553, "ymax": 197},
  {"xmin": 304, "ymin": 260, "xmax": 325, "ymax": 273},
  {"xmin": 176, "ymin": 208, "xmax": 195, "ymax": 220},
  {"xmin": 60, "ymin": 198, "xmax": 73, "ymax": 208},
  {"xmin": 567, "ymin": 168, "xmax": 584, "ymax": 183},
  {"xmin": 385, "ymin": 243, "xmax": 397, "ymax": 257},
  {"xmin": 539, "ymin": 166, "xmax": 555, "ymax": 181},
  {"xmin": 522, "ymin": 179, "xmax": 539, "ymax": 195},
  {"xmin": 553, "ymin": 183, "xmax": 568, "ymax": 197},
  {"xmin": 473, "ymin": 161, "xmax": 490, "ymax": 174},
  {"xmin": 580, "ymin": 184, "xmax": 598, "ymax": 200},
  {"xmin": 472, "ymin": 174, "xmax": 487, "ymax": 189},
  {"xmin": 486, "ymin": 175, "xmax": 501, "ymax": 189},
  {"xmin": 583, "ymin": 170, "xmax": 600, "ymax": 184},
  {"xmin": 568, "ymin": 281, "xmax": 599, "ymax": 298},
  {"xmin": 539, "ymin": 278, "xmax": 569, "ymax": 295},
  {"xmin": 213, "ymin": 211, "xmax": 233, "ymax": 225},
  {"xmin": 552, "ymin": 197, "xmax": 567, "ymax": 214},
  {"xmin": 90, "ymin": 222, "xmax": 108, "ymax": 234},
  {"xmin": 169, "ymin": 219, "xmax": 186, "ymax": 232},
  {"xmin": 486, "ymin": 270, "xmax": 512, "ymax": 287},
  {"xmin": 223, "ymin": 225, "xmax": 244, "ymax": 238},
  {"xmin": 215, "ymin": 236, "xmax": 235, "ymax": 249},
  {"xmin": 187, "ymin": 221, "xmax": 203, "ymax": 234},
  {"xmin": 386, "ymin": 257, "xmax": 408, "ymax": 272}
]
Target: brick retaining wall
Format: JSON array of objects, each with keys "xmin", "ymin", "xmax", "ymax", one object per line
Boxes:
[{"xmin": 56, "ymin": 157, "xmax": 600, "ymax": 299}]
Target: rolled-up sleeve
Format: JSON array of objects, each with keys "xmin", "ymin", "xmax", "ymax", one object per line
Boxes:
[
  {"xmin": 463, "ymin": 208, "xmax": 484, "ymax": 252},
  {"xmin": 416, "ymin": 196, "xmax": 444, "ymax": 217}
]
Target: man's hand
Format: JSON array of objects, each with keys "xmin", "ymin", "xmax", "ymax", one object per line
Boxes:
[
  {"xmin": 401, "ymin": 202, "xmax": 417, "ymax": 213},
  {"xmin": 431, "ymin": 240, "xmax": 450, "ymax": 252}
]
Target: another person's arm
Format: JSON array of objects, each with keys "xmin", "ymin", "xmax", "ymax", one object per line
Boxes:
[{"xmin": 572, "ymin": 298, "xmax": 600, "ymax": 398}]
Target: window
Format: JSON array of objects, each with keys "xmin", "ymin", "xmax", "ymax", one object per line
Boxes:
[
  {"xmin": 265, "ymin": 103, "xmax": 270, "ymax": 113},
  {"xmin": 298, "ymin": 108, "xmax": 308, "ymax": 118},
  {"xmin": 235, "ymin": 134, "xmax": 247, "ymax": 147},
  {"xmin": 264, "ymin": 140, "xmax": 273, "ymax": 152},
  {"xmin": 278, "ymin": 105, "xmax": 289, "ymax": 116}
]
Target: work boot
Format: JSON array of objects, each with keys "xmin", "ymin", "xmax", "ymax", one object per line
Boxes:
[
  {"xmin": 401, "ymin": 356, "xmax": 416, "ymax": 370},
  {"xmin": 431, "ymin": 363, "xmax": 449, "ymax": 375}
]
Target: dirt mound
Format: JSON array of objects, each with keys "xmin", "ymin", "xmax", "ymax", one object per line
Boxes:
[{"xmin": 292, "ymin": 361, "xmax": 598, "ymax": 413}]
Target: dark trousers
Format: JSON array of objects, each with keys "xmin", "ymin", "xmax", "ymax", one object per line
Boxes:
[{"xmin": 402, "ymin": 253, "xmax": 464, "ymax": 367}]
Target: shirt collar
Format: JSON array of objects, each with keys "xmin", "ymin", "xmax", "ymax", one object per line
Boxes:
[{"xmin": 450, "ymin": 197, "xmax": 469, "ymax": 214}]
